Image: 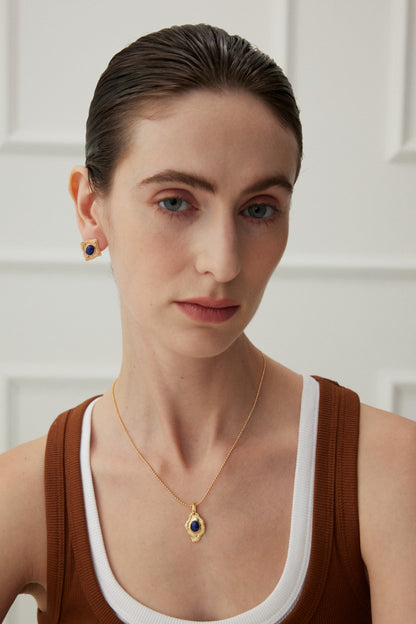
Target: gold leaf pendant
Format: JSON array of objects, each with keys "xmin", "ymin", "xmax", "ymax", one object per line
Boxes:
[{"xmin": 185, "ymin": 504, "xmax": 206, "ymax": 542}]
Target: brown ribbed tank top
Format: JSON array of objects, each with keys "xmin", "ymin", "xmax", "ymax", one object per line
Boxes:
[{"xmin": 38, "ymin": 377, "xmax": 372, "ymax": 623}]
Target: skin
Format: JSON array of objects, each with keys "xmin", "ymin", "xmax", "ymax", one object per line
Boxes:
[{"xmin": 0, "ymin": 90, "xmax": 415, "ymax": 622}]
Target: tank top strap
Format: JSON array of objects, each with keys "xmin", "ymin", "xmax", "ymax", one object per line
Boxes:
[
  {"xmin": 40, "ymin": 396, "xmax": 104, "ymax": 624},
  {"xmin": 332, "ymin": 382, "xmax": 371, "ymax": 609},
  {"xmin": 308, "ymin": 377, "xmax": 370, "ymax": 618},
  {"xmin": 283, "ymin": 376, "xmax": 341, "ymax": 622},
  {"xmin": 40, "ymin": 405, "xmax": 71, "ymax": 623}
]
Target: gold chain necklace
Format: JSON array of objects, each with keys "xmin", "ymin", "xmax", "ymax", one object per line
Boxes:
[{"xmin": 111, "ymin": 352, "xmax": 266, "ymax": 543}]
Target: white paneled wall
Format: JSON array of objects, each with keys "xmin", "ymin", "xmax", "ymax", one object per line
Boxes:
[
  {"xmin": 0, "ymin": 0, "xmax": 289, "ymax": 152},
  {"xmin": 1, "ymin": 0, "xmax": 415, "ymax": 622},
  {"xmin": 0, "ymin": 370, "xmax": 114, "ymax": 451},
  {"xmin": 387, "ymin": 0, "xmax": 416, "ymax": 160}
]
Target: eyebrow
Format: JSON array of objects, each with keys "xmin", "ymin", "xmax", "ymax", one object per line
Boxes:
[
  {"xmin": 139, "ymin": 170, "xmax": 216, "ymax": 193},
  {"xmin": 244, "ymin": 175, "xmax": 293, "ymax": 195},
  {"xmin": 138, "ymin": 169, "xmax": 294, "ymax": 195}
]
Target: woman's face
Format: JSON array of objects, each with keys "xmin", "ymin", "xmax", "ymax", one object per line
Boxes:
[{"xmin": 98, "ymin": 90, "xmax": 299, "ymax": 358}]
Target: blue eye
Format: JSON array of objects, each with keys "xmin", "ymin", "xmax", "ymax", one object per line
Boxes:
[
  {"xmin": 243, "ymin": 203, "xmax": 276, "ymax": 219},
  {"xmin": 158, "ymin": 197, "xmax": 190, "ymax": 212}
]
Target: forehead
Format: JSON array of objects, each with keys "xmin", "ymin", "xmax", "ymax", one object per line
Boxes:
[{"xmin": 119, "ymin": 90, "xmax": 299, "ymax": 188}]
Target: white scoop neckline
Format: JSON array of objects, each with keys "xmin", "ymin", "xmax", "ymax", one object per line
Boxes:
[{"xmin": 80, "ymin": 375, "xmax": 319, "ymax": 624}]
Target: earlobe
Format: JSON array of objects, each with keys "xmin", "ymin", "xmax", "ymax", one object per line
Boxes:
[{"xmin": 68, "ymin": 166, "xmax": 108, "ymax": 252}]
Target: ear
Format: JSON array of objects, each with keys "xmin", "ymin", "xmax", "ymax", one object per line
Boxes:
[{"xmin": 68, "ymin": 166, "xmax": 108, "ymax": 252}]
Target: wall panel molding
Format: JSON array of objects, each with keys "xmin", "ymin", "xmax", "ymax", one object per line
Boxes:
[
  {"xmin": 377, "ymin": 370, "xmax": 416, "ymax": 421},
  {"xmin": 277, "ymin": 254, "xmax": 416, "ymax": 279},
  {"xmin": 0, "ymin": 0, "xmax": 11, "ymax": 150},
  {"xmin": 0, "ymin": 0, "xmax": 292, "ymax": 156},
  {"xmin": 0, "ymin": 0, "xmax": 84, "ymax": 154},
  {"xmin": 269, "ymin": 0, "xmax": 291, "ymax": 75},
  {"xmin": 0, "ymin": 365, "xmax": 115, "ymax": 452},
  {"xmin": 387, "ymin": 0, "xmax": 416, "ymax": 161},
  {"xmin": 1, "ymin": 249, "xmax": 416, "ymax": 279}
]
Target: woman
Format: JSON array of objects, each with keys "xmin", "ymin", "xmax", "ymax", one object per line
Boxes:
[{"xmin": 1, "ymin": 24, "xmax": 415, "ymax": 624}]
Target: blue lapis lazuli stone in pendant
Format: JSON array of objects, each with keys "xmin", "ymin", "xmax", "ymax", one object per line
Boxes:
[{"xmin": 185, "ymin": 504, "xmax": 206, "ymax": 542}]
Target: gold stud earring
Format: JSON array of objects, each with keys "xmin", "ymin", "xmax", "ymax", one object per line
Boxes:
[{"xmin": 80, "ymin": 239, "xmax": 102, "ymax": 261}]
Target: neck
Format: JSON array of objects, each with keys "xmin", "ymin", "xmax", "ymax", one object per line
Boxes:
[{"xmin": 111, "ymin": 334, "xmax": 264, "ymax": 468}]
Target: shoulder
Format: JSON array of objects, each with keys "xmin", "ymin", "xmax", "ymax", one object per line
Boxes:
[
  {"xmin": 358, "ymin": 404, "xmax": 416, "ymax": 621},
  {"xmin": 0, "ymin": 436, "xmax": 47, "ymax": 618},
  {"xmin": 358, "ymin": 404, "xmax": 416, "ymax": 496},
  {"xmin": 358, "ymin": 403, "xmax": 416, "ymax": 534},
  {"xmin": 0, "ymin": 435, "xmax": 47, "ymax": 555}
]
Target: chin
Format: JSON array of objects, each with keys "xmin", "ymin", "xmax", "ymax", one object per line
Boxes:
[{"xmin": 167, "ymin": 329, "xmax": 247, "ymax": 361}]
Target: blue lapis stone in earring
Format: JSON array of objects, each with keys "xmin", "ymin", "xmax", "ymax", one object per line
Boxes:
[
  {"xmin": 81, "ymin": 239, "xmax": 102, "ymax": 261},
  {"xmin": 185, "ymin": 504, "xmax": 206, "ymax": 542}
]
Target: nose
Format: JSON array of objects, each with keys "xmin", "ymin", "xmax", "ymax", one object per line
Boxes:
[{"xmin": 195, "ymin": 211, "xmax": 241, "ymax": 283}]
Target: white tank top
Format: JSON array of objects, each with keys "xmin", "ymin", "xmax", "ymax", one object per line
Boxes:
[{"xmin": 80, "ymin": 375, "xmax": 319, "ymax": 624}]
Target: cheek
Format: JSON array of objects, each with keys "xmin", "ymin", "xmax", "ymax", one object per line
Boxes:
[
  {"xmin": 120, "ymin": 228, "xmax": 190, "ymax": 289},
  {"xmin": 143, "ymin": 229, "xmax": 191, "ymax": 270},
  {"xmin": 246, "ymin": 227, "xmax": 288, "ymax": 282}
]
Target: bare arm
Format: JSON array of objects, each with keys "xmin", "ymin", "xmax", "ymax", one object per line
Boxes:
[
  {"xmin": 359, "ymin": 404, "xmax": 416, "ymax": 623},
  {"xmin": 0, "ymin": 437, "xmax": 47, "ymax": 621}
]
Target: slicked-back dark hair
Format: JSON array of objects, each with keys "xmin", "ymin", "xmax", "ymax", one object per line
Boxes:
[{"xmin": 86, "ymin": 24, "xmax": 302, "ymax": 194}]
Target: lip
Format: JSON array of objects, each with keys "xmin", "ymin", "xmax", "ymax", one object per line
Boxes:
[
  {"xmin": 179, "ymin": 297, "xmax": 239, "ymax": 308},
  {"xmin": 175, "ymin": 297, "xmax": 240, "ymax": 323}
]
